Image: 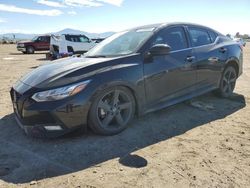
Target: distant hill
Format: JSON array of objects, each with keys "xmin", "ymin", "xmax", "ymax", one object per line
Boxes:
[{"xmin": 0, "ymin": 28, "xmax": 115, "ymax": 40}]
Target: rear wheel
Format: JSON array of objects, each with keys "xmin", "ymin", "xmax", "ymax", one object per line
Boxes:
[
  {"xmin": 26, "ymin": 46, "xmax": 34, "ymax": 54},
  {"xmin": 88, "ymin": 86, "xmax": 135, "ymax": 135},
  {"xmin": 218, "ymin": 66, "xmax": 237, "ymax": 98}
]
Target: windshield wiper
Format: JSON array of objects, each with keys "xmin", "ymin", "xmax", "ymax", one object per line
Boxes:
[{"xmin": 85, "ymin": 55, "xmax": 107, "ymax": 58}]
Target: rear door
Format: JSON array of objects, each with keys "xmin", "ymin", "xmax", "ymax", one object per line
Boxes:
[
  {"xmin": 187, "ymin": 26, "xmax": 227, "ymax": 90},
  {"xmin": 42, "ymin": 36, "xmax": 50, "ymax": 50},
  {"xmin": 144, "ymin": 26, "xmax": 197, "ymax": 106}
]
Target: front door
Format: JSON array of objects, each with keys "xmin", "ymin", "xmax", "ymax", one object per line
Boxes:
[
  {"xmin": 35, "ymin": 36, "xmax": 50, "ymax": 50},
  {"xmin": 143, "ymin": 26, "xmax": 197, "ymax": 106}
]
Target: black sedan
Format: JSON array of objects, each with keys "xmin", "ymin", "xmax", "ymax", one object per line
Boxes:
[{"xmin": 10, "ymin": 22, "xmax": 243, "ymax": 137}]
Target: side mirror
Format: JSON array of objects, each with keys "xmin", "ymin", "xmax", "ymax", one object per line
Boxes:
[{"xmin": 149, "ymin": 44, "xmax": 171, "ymax": 56}]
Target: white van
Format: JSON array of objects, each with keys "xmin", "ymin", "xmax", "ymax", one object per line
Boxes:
[{"xmin": 50, "ymin": 34, "xmax": 97, "ymax": 59}]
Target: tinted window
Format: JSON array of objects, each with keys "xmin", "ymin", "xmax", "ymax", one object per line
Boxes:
[
  {"xmin": 188, "ymin": 27, "xmax": 211, "ymax": 47},
  {"xmin": 65, "ymin": 35, "xmax": 89, "ymax": 43},
  {"xmin": 37, "ymin": 36, "xmax": 50, "ymax": 42},
  {"xmin": 65, "ymin": 35, "xmax": 79, "ymax": 42},
  {"xmin": 208, "ymin": 30, "xmax": 218, "ymax": 43},
  {"xmin": 37, "ymin": 37, "xmax": 46, "ymax": 42},
  {"xmin": 36, "ymin": 37, "xmax": 42, "ymax": 42},
  {"xmin": 44, "ymin": 36, "xmax": 50, "ymax": 42},
  {"xmin": 79, "ymin": 36, "xmax": 89, "ymax": 43},
  {"xmin": 152, "ymin": 27, "xmax": 188, "ymax": 51}
]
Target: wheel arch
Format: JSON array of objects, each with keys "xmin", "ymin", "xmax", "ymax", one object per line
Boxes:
[
  {"xmin": 225, "ymin": 57, "xmax": 240, "ymax": 77},
  {"xmin": 89, "ymin": 81, "xmax": 142, "ymax": 117},
  {"xmin": 67, "ymin": 46, "xmax": 74, "ymax": 53}
]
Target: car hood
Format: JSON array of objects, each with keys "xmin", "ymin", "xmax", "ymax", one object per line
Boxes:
[
  {"xmin": 18, "ymin": 40, "xmax": 32, "ymax": 44},
  {"xmin": 18, "ymin": 55, "xmax": 138, "ymax": 89}
]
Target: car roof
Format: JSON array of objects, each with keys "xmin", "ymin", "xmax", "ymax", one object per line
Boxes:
[{"xmin": 130, "ymin": 22, "xmax": 222, "ymax": 35}]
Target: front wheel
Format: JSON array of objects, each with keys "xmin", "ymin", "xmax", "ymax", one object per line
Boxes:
[
  {"xmin": 88, "ymin": 86, "xmax": 135, "ymax": 135},
  {"xmin": 26, "ymin": 46, "xmax": 34, "ymax": 54},
  {"xmin": 217, "ymin": 66, "xmax": 237, "ymax": 98}
]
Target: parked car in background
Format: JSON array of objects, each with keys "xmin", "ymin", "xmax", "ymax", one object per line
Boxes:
[
  {"xmin": 10, "ymin": 22, "xmax": 243, "ymax": 138},
  {"xmin": 17, "ymin": 35, "xmax": 50, "ymax": 54},
  {"xmin": 49, "ymin": 34, "xmax": 97, "ymax": 59},
  {"xmin": 1, "ymin": 37, "xmax": 10, "ymax": 44},
  {"xmin": 233, "ymin": 37, "xmax": 246, "ymax": 47},
  {"xmin": 91, "ymin": 38, "xmax": 105, "ymax": 43}
]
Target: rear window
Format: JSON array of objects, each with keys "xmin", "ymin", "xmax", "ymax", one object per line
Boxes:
[{"xmin": 188, "ymin": 27, "xmax": 212, "ymax": 47}]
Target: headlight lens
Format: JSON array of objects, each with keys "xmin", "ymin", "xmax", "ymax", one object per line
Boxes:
[
  {"xmin": 31, "ymin": 80, "xmax": 90, "ymax": 102},
  {"xmin": 18, "ymin": 43, "xmax": 25, "ymax": 47}
]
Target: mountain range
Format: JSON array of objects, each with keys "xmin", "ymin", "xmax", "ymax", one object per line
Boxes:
[{"xmin": 0, "ymin": 28, "xmax": 115, "ymax": 40}]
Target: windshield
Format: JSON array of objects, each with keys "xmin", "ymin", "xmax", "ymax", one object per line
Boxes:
[
  {"xmin": 32, "ymin": 36, "xmax": 38, "ymax": 41},
  {"xmin": 85, "ymin": 28, "xmax": 155, "ymax": 57}
]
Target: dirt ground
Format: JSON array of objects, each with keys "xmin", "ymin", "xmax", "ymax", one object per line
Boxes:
[{"xmin": 0, "ymin": 44, "xmax": 249, "ymax": 188}]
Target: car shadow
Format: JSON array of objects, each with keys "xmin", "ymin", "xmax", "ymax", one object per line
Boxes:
[
  {"xmin": 9, "ymin": 52, "xmax": 48, "ymax": 55},
  {"xmin": 0, "ymin": 93, "xmax": 246, "ymax": 184},
  {"xmin": 36, "ymin": 58, "xmax": 48, "ymax": 61}
]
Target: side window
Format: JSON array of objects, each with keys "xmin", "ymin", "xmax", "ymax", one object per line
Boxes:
[
  {"xmin": 37, "ymin": 36, "xmax": 50, "ymax": 42},
  {"xmin": 65, "ymin": 35, "xmax": 71, "ymax": 41},
  {"xmin": 45, "ymin": 36, "xmax": 50, "ymax": 43},
  {"xmin": 40, "ymin": 37, "xmax": 46, "ymax": 42},
  {"xmin": 65, "ymin": 35, "xmax": 76, "ymax": 42},
  {"xmin": 65, "ymin": 35, "xmax": 89, "ymax": 43},
  {"xmin": 208, "ymin": 30, "xmax": 218, "ymax": 43},
  {"xmin": 152, "ymin": 27, "xmax": 188, "ymax": 51},
  {"xmin": 188, "ymin": 27, "xmax": 211, "ymax": 47},
  {"xmin": 79, "ymin": 36, "xmax": 89, "ymax": 43},
  {"xmin": 75, "ymin": 36, "xmax": 82, "ymax": 42},
  {"xmin": 36, "ymin": 37, "xmax": 42, "ymax": 42}
]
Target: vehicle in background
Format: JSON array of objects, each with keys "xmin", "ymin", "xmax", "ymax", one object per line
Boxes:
[
  {"xmin": 0, "ymin": 38, "xmax": 10, "ymax": 44},
  {"xmin": 233, "ymin": 38, "xmax": 246, "ymax": 47},
  {"xmin": 0, "ymin": 37, "xmax": 16, "ymax": 44},
  {"xmin": 49, "ymin": 34, "xmax": 97, "ymax": 59},
  {"xmin": 17, "ymin": 35, "xmax": 50, "ymax": 54},
  {"xmin": 91, "ymin": 38, "xmax": 105, "ymax": 43}
]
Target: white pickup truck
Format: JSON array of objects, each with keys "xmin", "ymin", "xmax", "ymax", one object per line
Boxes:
[{"xmin": 50, "ymin": 34, "xmax": 97, "ymax": 59}]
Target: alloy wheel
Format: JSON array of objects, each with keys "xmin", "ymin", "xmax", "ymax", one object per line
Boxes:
[
  {"xmin": 96, "ymin": 89, "xmax": 133, "ymax": 130},
  {"xmin": 221, "ymin": 67, "xmax": 236, "ymax": 96}
]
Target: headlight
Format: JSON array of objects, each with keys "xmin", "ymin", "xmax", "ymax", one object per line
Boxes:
[
  {"xmin": 31, "ymin": 80, "xmax": 91, "ymax": 102},
  {"xmin": 18, "ymin": 43, "xmax": 25, "ymax": 47}
]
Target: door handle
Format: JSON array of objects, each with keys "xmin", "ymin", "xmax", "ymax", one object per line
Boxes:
[
  {"xmin": 219, "ymin": 47, "xmax": 227, "ymax": 53},
  {"xmin": 186, "ymin": 56, "xmax": 196, "ymax": 62},
  {"xmin": 208, "ymin": 57, "xmax": 219, "ymax": 62}
]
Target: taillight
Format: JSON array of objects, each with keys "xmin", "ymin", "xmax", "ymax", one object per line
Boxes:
[{"xmin": 239, "ymin": 45, "xmax": 243, "ymax": 51}]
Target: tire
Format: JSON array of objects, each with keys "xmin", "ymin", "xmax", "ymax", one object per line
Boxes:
[
  {"xmin": 217, "ymin": 66, "xmax": 237, "ymax": 98},
  {"xmin": 26, "ymin": 46, "xmax": 34, "ymax": 54},
  {"xmin": 22, "ymin": 51, "xmax": 27, "ymax": 54},
  {"xmin": 88, "ymin": 86, "xmax": 135, "ymax": 135}
]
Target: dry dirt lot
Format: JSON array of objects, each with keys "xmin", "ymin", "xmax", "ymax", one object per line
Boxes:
[{"xmin": 0, "ymin": 44, "xmax": 250, "ymax": 188}]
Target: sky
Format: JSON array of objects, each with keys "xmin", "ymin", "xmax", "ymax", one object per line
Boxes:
[{"xmin": 0, "ymin": 0, "xmax": 249, "ymax": 35}]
